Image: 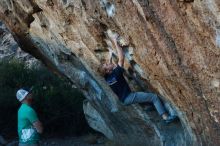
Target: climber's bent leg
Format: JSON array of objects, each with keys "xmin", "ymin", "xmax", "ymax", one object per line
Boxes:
[{"xmin": 124, "ymin": 92, "xmax": 166, "ymax": 116}]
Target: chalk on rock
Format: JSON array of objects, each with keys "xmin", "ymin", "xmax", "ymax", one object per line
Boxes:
[
  {"xmin": 211, "ymin": 79, "xmax": 220, "ymax": 88},
  {"xmin": 216, "ymin": 26, "xmax": 220, "ymax": 48},
  {"xmin": 100, "ymin": 0, "xmax": 107, "ymax": 8},
  {"xmin": 100, "ymin": 0, "xmax": 115, "ymax": 17},
  {"xmin": 106, "ymin": 2, "xmax": 115, "ymax": 17},
  {"xmin": 124, "ymin": 47, "xmax": 134, "ymax": 61}
]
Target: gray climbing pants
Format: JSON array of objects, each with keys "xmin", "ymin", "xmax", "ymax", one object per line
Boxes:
[{"xmin": 123, "ymin": 92, "xmax": 166, "ymax": 116}]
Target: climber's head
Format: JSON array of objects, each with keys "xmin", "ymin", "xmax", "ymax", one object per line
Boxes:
[{"xmin": 98, "ymin": 62, "xmax": 115, "ymax": 76}]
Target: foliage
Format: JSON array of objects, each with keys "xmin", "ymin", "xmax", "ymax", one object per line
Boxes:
[{"xmin": 0, "ymin": 60, "xmax": 91, "ymax": 138}]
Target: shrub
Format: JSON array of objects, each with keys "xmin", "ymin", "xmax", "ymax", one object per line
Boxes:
[{"xmin": 0, "ymin": 60, "xmax": 91, "ymax": 139}]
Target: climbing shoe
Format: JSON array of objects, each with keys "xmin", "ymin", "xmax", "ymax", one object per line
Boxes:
[{"xmin": 164, "ymin": 115, "xmax": 178, "ymax": 124}]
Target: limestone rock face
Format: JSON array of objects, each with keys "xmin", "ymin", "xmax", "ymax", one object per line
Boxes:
[
  {"xmin": 0, "ymin": 0, "xmax": 219, "ymax": 145},
  {"xmin": 0, "ymin": 22, "xmax": 33, "ymax": 61},
  {"xmin": 0, "ymin": 21, "xmax": 36, "ymax": 65}
]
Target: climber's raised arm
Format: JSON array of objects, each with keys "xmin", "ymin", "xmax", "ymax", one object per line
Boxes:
[
  {"xmin": 109, "ymin": 35, "xmax": 124, "ymax": 67},
  {"xmin": 106, "ymin": 46, "xmax": 114, "ymax": 64}
]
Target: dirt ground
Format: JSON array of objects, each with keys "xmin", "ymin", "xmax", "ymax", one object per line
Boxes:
[
  {"xmin": 39, "ymin": 135, "xmax": 107, "ymax": 146},
  {"xmin": 4, "ymin": 134, "xmax": 117, "ymax": 146}
]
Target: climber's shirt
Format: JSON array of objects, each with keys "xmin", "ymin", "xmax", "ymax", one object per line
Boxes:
[{"xmin": 105, "ymin": 65, "xmax": 131, "ymax": 102}]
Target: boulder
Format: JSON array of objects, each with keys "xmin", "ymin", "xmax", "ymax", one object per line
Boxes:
[
  {"xmin": 0, "ymin": 0, "xmax": 219, "ymax": 145},
  {"xmin": 0, "ymin": 21, "xmax": 37, "ymax": 66}
]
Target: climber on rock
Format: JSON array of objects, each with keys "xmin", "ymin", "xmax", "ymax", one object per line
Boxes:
[{"xmin": 98, "ymin": 30, "xmax": 177, "ymax": 124}]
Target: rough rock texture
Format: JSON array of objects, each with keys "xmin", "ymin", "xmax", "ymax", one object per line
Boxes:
[
  {"xmin": 0, "ymin": 0, "xmax": 219, "ymax": 145},
  {"xmin": 0, "ymin": 21, "xmax": 37, "ymax": 65}
]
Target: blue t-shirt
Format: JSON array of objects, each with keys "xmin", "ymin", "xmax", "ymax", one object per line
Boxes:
[{"xmin": 105, "ymin": 65, "xmax": 131, "ymax": 101}]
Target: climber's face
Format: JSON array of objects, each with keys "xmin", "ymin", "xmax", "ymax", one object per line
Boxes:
[{"xmin": 102, "ymin": 63, "xmax": 115, "ymax": 75}]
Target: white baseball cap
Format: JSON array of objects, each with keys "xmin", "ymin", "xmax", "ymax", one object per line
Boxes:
[{"xmin": 16, "ymin": 88, "xmax": 31, "ymax": 102}]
